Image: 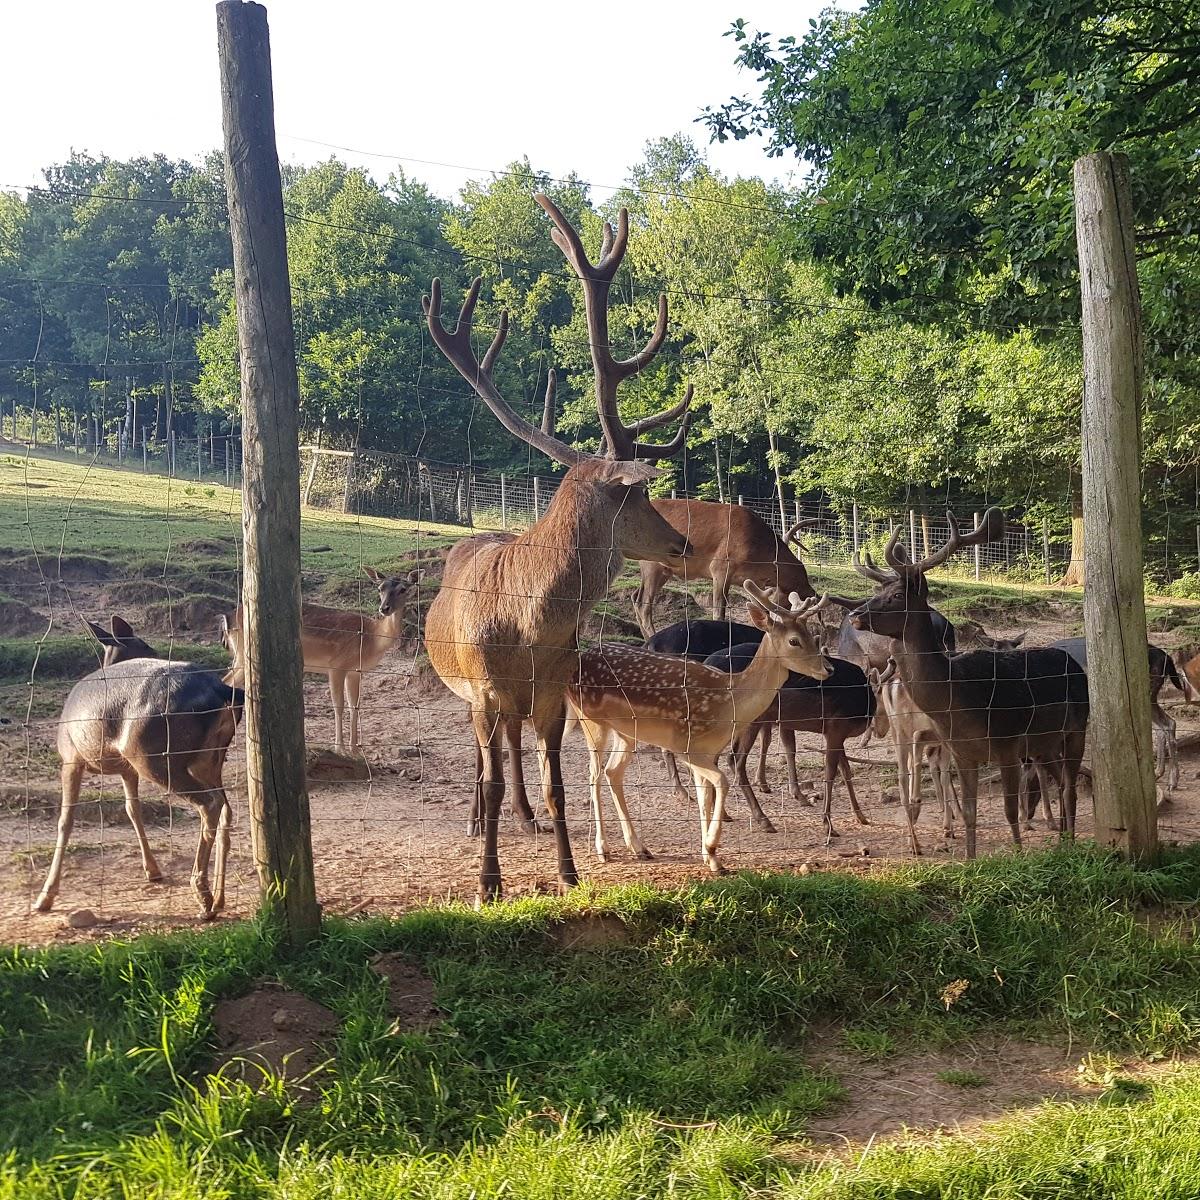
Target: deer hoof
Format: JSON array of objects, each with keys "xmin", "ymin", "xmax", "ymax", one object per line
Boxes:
[
  {"xmin": 705, "ymin": 858, "xmax": 727, "ymax": 876},
  {"xmin": 759, "ymin": 780, "xmax": 773, "ymax": 794},
  {"xmin": 519, "ymin": 819, "xmax": 553, "ymax": 837},
  {"xmin": 146, "ymin": 869, "xmax": 164, "ymax": 883},
  {"xmin": 33, "ymin": 893, "xmax": 54, "ymax": 913},
  {"xmin": 753, "ymin": 816, "xmax": 778, "ymax": 834},
  {"xmin": 635, "ymin": 848, "xmax": 655, "ymax": 861}
]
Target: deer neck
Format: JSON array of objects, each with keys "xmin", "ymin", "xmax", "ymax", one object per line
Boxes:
[
  {"xmin": 364, "ymin": 607, "xmax": 406, "ymax": 651},
  {"xmin": 724, "ymin": 637, "xmax": 794, "ymax": 732},
  {"xmin": 892, "ymin": 610, "xmax": 952, "ymax": 710},
  {"xmin": 514, "ymin": 484, "xmax": 625, "ymax": 618}
]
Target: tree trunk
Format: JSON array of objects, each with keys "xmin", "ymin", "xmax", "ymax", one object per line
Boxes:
[{"xmin": 1059, "ymin": 480, "xmax": 1085, "ymax": 585}]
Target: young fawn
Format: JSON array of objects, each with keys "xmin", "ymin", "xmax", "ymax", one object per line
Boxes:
[
  {"xmin": 35, "ymin": 616, "xmax": 243, "ymax": 919},
  {"xmin": 222, "ymin": 566, "xmax": 420, "ymax": 753},
  {"xmin": 568, "ymin": 583, "xmax": 829, "ymax": 874}
]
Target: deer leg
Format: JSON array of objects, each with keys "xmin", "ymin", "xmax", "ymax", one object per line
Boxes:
[
  {"xmin": 346, "ymin": 671, "xmax": 363, "ymax": 752},
  {"xmin": 471, "ymin": 708, "xmax": 506, "ymax": 902},
  {"xmin": 999, "ymin": 761, "xmax": 1024, "ymax": 850},
  {"xmin": 212, "ymin": 797, "xmax": 231, "ymax": 914},
  {"xmin": 1061, "ymin": 744, "xmax": 1082, "ymax": 837},
  {"xmin": 119, "ymin": 769, "xmax": 162, "ymax": 883},
  {"xmin": 820, "ymin": 746, "xmax": 840, "ymax": 844},
  {"xmin": 505, "ymin": 719, "xmax": 546, "ymax": 835},
  {"xmin": 468, "ymin": 740, "xmax": 483, "ymax": 838},
  {"xmin": 929, "ymin": 747, "xmax": 955, "ymax": 839},
  {"xmin": 188, "ymin": 786, "xmax": 229, "ymax": 918},
  {"xmin": 585, "ymin": 725, "xmax": 609, "ymax": 862},
  {"xmin": 958, "ymin": 762, "xmax": 980, "ymax": 859},
  {"xmin": 34, "ymin": 761, "xmax": 85, "ymax": 912},
  {"xmin": 838, "ymin": 747, "xmax": 869, "ymax": 825},
  {"xmin": 895, "ymin": 738, "xmax": 922, "ymax": 856},
  {"xmin": 327, "ymin": 669, "xmax": 347, "ymax": 751},
  {"xmin": 686, "ymin": 757, "xmax": 728, "ymax": 875},
  {"xmin": 663, "ymin": 749, "xmax": 691, "ymax": 806},
  {"xmin": 756, "ymin": 722, "xmax": 772, "ymax": 792},
  {"xmin": 781, "ymin": 726, "xmax": 805, "ymax": 805},
  {"xmin": 604, "ymin": 736, "xmax": 652, "ymax": 860},
  {"xmin": 710, "ymin": 566, "xmax": 731, "ymax": 621},
  {"xmin": 733, "ymin": 725, "xmax": 776, "ymax": 832},
  {"xmin": 1019, "ymin": 761, "xmax": 1040, "ymax": 832},
  {"xmin": 536, "ymin": 710, "xmax": 579, "ymax": 892},
  {"xmin": 1037, "ymin": 761, "xmax": 1060, "ymax": 831},
  {"xmin": 634, "ymin": 561, "xmax": 670, "ymax": 637}
]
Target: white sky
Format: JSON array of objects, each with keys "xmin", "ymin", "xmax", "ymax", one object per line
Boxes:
[{"xmin": 1, "ymin": 0, "xmax": 822, "ymax": 201}]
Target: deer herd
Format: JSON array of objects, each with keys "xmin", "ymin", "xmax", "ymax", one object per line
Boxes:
[{"xmin": 32, "ymin": 196, "xmax": 1199, "ymax": 915}]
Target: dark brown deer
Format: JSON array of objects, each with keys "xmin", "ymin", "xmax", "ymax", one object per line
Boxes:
[
  {"xmin": 632, "ymin": 507, "xmax": 817, "ymax": 635},
  {"xmin": 35, "ymin": 617, "xmax": 243, "ymax": 918},
  {"xmin": 848, "ymin": 510, "xmax": 1089, "ymax": 857},
  {"xmin": 422, "ymin": 193, "xmax": 692, "ymax": 901}
]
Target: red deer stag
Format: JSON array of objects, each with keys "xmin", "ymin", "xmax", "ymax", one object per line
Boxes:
[
  {"xmin": 422, "ymin": 193, "xmax": 692, "ymax": 901},
  {"xmin": 633, "ymin": 508, "xmax": 817, "ymax": 635},
  {"xmin": 849, "ymin": 511, "xmax": 1089, "ymax": 858}
]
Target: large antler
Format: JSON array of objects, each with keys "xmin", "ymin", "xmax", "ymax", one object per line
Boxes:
[
  {"xmin": 422, "ymin": 278, "xmax": 587, "ymax": 467},
  {"xmin": 852, "ymin": 549, "xmax": 896, "ymax": 584},
  {"xmin": 784, "ymin": 517, "xmax": 821, "ymax": 554},
  {"xmin": 535, "ymin": 193, "xmax": 692, "ymax": 461},
  {"xmin": 883, "ymin": 508, "xmax": 1005, "ymax": 575}
]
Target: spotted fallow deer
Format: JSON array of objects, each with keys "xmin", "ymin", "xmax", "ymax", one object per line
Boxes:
[
  {"xmin": 422, "ymin": 192, "xmax": 693, "ymax": 901},
  {"xmin": 35, "ymin": 617, "xmax": 243, "ymax": 918},
  {"xmin": 633, "ymin": 508, "xmax": 817, "ymax": 635},
  {"xmin": 221, "ymin": 566, "xmax": 421, "ymax": 753},
  {"xmin": 568, "ymin": 584, "xmax": 829, "ymax": 873}
]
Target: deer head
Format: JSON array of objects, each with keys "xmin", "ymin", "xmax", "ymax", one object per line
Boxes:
[
  {"xmin": 744, "ymin": 580, "xmax": 831, "ymax": 679},
  {"xmin": 423, "ymin": 194, "xmax": 691, "ymax": 467},
  {"xmin": 363, "ymin": 566, "xmax": 423, "ymax": 618},
  {"xmin": 850, "ymin": 509, "xmax": 1004, "ymax": 640},
  {"xmin": 85, "ymin": 615, "xmax": 158, "ymax": 667}
]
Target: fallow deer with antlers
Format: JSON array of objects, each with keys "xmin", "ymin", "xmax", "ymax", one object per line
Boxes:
[
  {"xmin": 848, "ymin": 510, "xmax": 1089, "ymax": 857},
  {"xmin": 422, "ymin": 193, "xmax": 693, "ymax": 901},
  {"xmin": 569, "ymin": 584, "xmax": 829, "ymax": 872}
]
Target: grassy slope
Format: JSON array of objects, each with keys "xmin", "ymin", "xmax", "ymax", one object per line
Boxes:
[{"xmin": 4, "ymin": 849, "xmax": 1200, "ymax": 1196}]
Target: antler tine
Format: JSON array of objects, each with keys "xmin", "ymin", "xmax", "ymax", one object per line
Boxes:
[
  {"xmin": 479, "ymin": 309, "xmax": 509, "ymax": 375},
  {"xmin": 625, "ymin": 384, "xmax": 692, "ymax": 437},
  {"xmin": 908, "ymin": 507, "xmax": 1005, "ymax": 574},
  {"xmin": 613, "ymin": 293, "xmax": 669, "ymax": 381},
  {"xmin": 536, "ymin": 192, "xmax": 628, "ymax": 282},
  {"xmin": 852, "ymin": 548, "xmax": 896, "ymax": 584},
  {"xmin": 423, "ymin": 276, "xmax": 588, "ymax": 468},
  {"xmin": 788, "ymin": 590, "xmax": 828, "ymax": 618},
  {"xmin": 631, "ymin": 396, "xmax": 694, "ymax": 459},
  {"xmin": 783, "ymin": 516, "xmax": 821, "ymax": 546},
  {"xmin": 882, "ymin": 525, "xmax": 914, "ymax": 574},
  {"xmin": 743, "ymin": 578, "xmax": 793, "ymax": 617},
  {"xmin": 541, "ymin": 369, "xmax": 557, "ymax": 436}
]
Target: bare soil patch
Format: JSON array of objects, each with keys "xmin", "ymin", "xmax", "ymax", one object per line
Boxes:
[
  {"xmin": 0, "ymin": 598, "xmax": 48, "ymax": 636},
  {"xmin": 370, "ymin": 952, "xmax": 442, "ymax": 1031},
  {"xmin": 210, "ymin": 979, "xmax": 338, "ymax": 1083},
  {"xmin": 547, "ymin": 913, "xmax": 631, "ymax": 951}
]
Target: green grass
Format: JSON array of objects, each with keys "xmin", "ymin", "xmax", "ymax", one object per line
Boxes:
[{"xmin": 5, "ymin": 848, "xmax": 1200, "ymax": 1196}]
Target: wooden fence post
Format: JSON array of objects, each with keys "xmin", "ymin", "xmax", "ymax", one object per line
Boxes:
[
  {"xmin": 1043, "ymin": 519, "xmax": 1052, "ymax": 586},
  {"xmin": 217, "ymin": 0, "xmax": 320, "ymax": 945},
  {"xmin": 852, "ymin": 501, "xmax": 860, "ymax": 558},
  {"xmin": 1074, "ymin": 150, "xmax": 1157, "ymax": 860},
  {"xmin": 500, "ymin": 472, "xmax": 507, "ymax": 530}
]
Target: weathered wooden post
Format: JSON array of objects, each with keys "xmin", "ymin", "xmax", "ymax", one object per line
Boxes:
[
  {"xmin": 852, "ymin": 501, "xmax": 860, "ymax": 559},
  {"xmin": 217, "ymin": 0, "xmax": 320, "ymax": 944},
  {"xmin": 533, "ymin": 475, "xmax": 541, "ymax": 521},
  {"xmin": 1043, "ymin": 519, "xmax": 1052, "ymax": 586},
  {"xmin": 1074, "ymin": 150, "xmax": 1157, "ymax": 860},
  {"xmin": 500, "ymin": 472, "xmax": 508, "ymax": 530}
]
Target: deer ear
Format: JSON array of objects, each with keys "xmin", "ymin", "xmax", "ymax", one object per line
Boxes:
[
  {"xmin": 746, "ymin": 602, "xmax": 771, "ymax": 630},
  {"xmin": 110, "ymin": 615, "xmax": 136, "ymax": 640},
  {"xmin": 406, "ymin": 568, "xmax": 424, "ymax": 584},
  {"xmin": 1010, "ymin": 632, "xmax": 1026, "ymax": 648},
  {"xmin": 595, "ymin": 459, "xmax": 661, "ymax": 487},
  {"xmin": 363, "ymin": 566, "xmax": 383, "ymax": 583},
  {"xmin": 85, "ymin": 619, "xmax": 112, "ymax": 645}
]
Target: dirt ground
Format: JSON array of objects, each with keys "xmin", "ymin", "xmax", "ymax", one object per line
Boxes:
[{"xmin": 3, "ymin": 604, "xmax": 1200, "ymax": 947}]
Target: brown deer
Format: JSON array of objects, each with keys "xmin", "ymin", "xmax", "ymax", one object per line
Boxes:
[
  {"xmin": 221, "ymin": 566, "xmax": 420, "ymax": 753},
  {"xmin": 35, "ymin": 617, "xmax": 243, "ymax": 918},
  {"xmin": 848, "ymin": 510, "xmax": 1089, "ymax": 857},
  {"xmin": 422, "ymin": 192, "xmax": 692, "ymax": 901},
  {"xmin": 632, "ymin": 507, "xmax": 817, "ymax": 635},
  {"xmin": 568, "ymin": 584, "xmax": 829, "ymax": 872}
]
